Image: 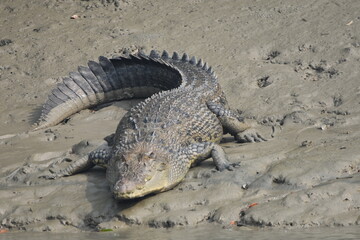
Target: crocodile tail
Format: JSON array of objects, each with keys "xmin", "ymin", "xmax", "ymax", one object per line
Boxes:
[{"xmin": 34, "ymin": 50, "xmax": 216, "ymax": 130}]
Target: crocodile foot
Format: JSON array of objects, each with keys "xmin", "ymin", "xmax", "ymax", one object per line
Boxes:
[
  {"xmin": 211, "ymin": 144, "xmax": 240, "ymax": 171},
  {"xmin": 235, "ymin": 129, "xmax": 267, "ymax": 143},
  {"xmin": 39, "ymin": 155, "xmax": 93, "ymax": 179}
]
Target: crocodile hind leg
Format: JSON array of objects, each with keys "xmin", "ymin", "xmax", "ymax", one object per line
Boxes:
[
  {"xmin": 207, "ymin": 102, "xmax": 266, "ymax": 143},
  {"xmin": 42, "ymin": 143, "xmax": 112, "ymax": 179}
]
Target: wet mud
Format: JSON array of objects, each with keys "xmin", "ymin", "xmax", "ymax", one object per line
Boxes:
[{"xmin": 0, "ymin": 0, "xmax": 359, "ymax": 234}]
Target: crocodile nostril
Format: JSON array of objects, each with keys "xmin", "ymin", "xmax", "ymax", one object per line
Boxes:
[
  {"xmin": 113, "ymin": 184, "xmax": 120, "ymax": 191},
  {"xmin": 114, "ymin": 181, "xmax": 136, "ymax": 194}
]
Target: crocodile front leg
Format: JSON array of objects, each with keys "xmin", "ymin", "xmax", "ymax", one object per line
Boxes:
[
  {"xmin": 207, "ymin": 102, "xmax": 266, "ymax": 143},
  {"xmin": 43, "ymin": 143, "xmax": 112, "ymax": 179},
  {"xmin": 185, "ymin": 142, "xmax": 238, "ymax": 171}
]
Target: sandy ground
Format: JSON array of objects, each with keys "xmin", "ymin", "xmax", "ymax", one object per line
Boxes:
[{"xmin": 0, "ymin": 0, "xmax": 359, "ymax": 233}]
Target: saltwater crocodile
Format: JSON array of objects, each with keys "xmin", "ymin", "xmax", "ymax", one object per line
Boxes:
[{"xmin": 37, "ymin": 50, "xmax": 265, "ymax": 199}]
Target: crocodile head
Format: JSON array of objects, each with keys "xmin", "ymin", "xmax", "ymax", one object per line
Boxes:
[{"xmin": 106, "ymin": 143, "xmax": 182, "ymax": 199}]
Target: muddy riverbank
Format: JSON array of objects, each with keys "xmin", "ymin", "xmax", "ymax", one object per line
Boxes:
[{"xmin": 0, "ymin": 0, "xmax": 359, "ymax": 234}]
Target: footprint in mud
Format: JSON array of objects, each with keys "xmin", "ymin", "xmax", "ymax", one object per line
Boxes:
[
  {"xmin": 1, "ymin": 151, "xmax": 67, "ymax": 185},
  {"xmin": 257, "ymin": 75, "xmax": 272, "ymax": 88},
  {"xmin": 332, "ymin": 93, "xmax": 343, "ymax": 107},
  {"xmin": 294, "ymin": 60, "xmax": 339, "ymax": 81},
  {"xmin": 265, "ymin": 50, "xmax": 281, "ymax": 60}
]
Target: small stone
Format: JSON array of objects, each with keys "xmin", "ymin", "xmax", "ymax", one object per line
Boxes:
[
  {"xmin": 318, "ymin": 124, "xmax": 328, "ymax": 130},
  {"xmin": 0, "ymin": 39, "xmax": 12, "ymax": 47},
  {"xmin": 301, "ymin": 140, "xmax": 312, "ymax": 147}
]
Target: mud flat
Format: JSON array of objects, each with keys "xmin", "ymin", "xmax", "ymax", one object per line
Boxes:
[{"xmin": 0, "ymin": 0, "xmax": 359, "ymax": 235}]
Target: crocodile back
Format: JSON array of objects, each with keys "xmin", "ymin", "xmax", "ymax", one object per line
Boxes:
[{"xmin": 34, "ymin": 50, "xmax": 221, "ymax": 130}]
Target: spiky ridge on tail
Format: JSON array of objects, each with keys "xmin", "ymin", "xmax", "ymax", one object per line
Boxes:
[{"xmin": 34, "ymin": 50, "xmax": 216, "ymax": 130}]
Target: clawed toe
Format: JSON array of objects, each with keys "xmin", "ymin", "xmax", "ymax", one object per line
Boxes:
[
  {"xmin": 216, "ymin": 162, "xmax": 240, "ymax": 172},
  {"xmin": 231, "ymin": 162, "xmax": 241, "ymax": 168},
  {"xmin": 39, "ymin": 173, "xmax": 58, "ymax": 180},
  {"xmin": 236, "ymin": 130, "xmax": 267, "ymax": 143}
]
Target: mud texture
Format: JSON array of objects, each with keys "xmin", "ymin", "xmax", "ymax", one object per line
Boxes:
[{"xmin": 0, "ymin": 0, "xmax": 359, "ymax": 233}]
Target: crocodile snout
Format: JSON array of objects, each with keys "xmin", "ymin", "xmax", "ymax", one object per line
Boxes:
[
  {"xmin": 114, "ymin": 181, "xmax": 135, "ymax": 193},
  {"xmin": 112, "ymin": 180, "xmax": 146, "ymax": 199}
]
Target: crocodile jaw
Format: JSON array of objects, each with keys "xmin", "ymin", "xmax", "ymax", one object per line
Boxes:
[
  {"xmin": 106, "ymin": 145, "xmax": 184, "ymax": 199},
  {"xmin": 110, "ymin": 170, "xmax": 179, "ymax": 200}
]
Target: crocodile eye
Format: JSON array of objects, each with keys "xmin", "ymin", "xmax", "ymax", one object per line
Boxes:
[
  {"xmin": 147, "ymin": 151, "xmax": 155, "ymax": 158},
  {"xmin": 142, "ymin": 151, "xmax": 155, "ymax": 160}
]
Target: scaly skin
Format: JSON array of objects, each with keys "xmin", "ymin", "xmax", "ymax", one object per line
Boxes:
[{"xmin": 38, "ymin": 50, "xmax": 265, "ymax": 199}]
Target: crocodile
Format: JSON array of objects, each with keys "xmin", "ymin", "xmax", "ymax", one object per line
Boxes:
[{"xmin": 37, "ymin": 50, "xmax": 265, "ymax": 199}]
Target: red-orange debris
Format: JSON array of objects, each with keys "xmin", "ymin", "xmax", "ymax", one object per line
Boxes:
[
  {"xmin": 248, "ymin": 202, "xmax": 258, "ymax": 208},
  {"xmin": 0, "ymin": 229, "xmax": 9, "ymax": 234}
]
